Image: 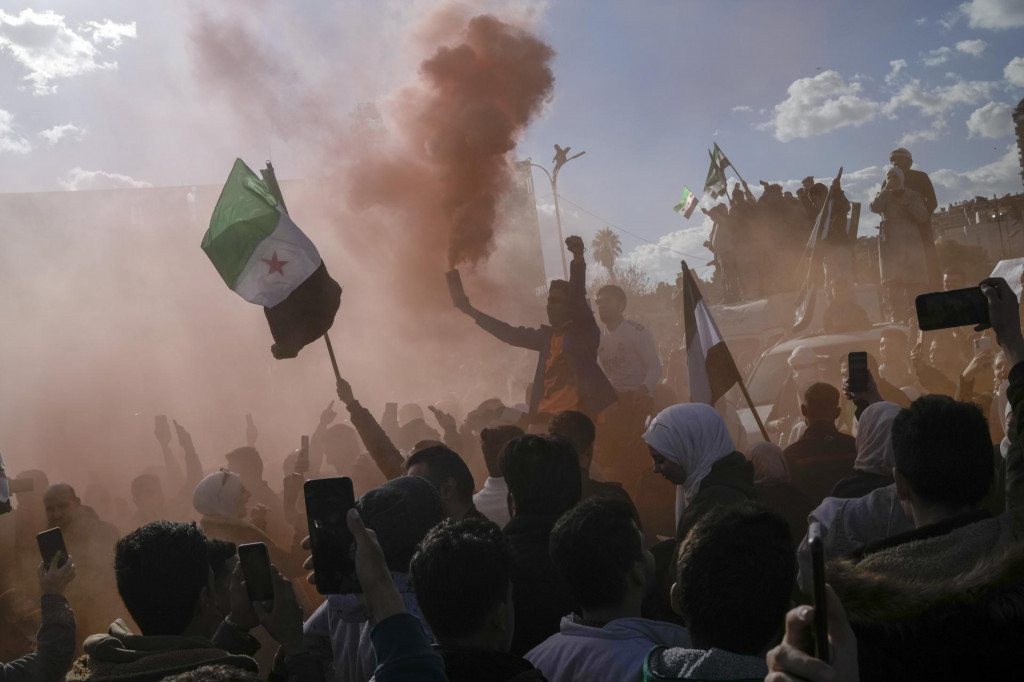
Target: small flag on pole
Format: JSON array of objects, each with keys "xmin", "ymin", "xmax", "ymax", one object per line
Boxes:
[
  {"xmin": 712, "ymin": 143, "xmax": 731, "ymax": 172},
  {"xmin": 673, "ymin": 187, "xmax": 698, "ymax": 219},
  {"xmin": 202, "ymin": 159, "xmax": 342, "ymax": 359},
  {"xmin": 681, "ymin": 263, "xmax": 741, "ymax": 405},
  {"xmin": 704, "ymin": 150, "xmax": 727, "ymax": 199}
]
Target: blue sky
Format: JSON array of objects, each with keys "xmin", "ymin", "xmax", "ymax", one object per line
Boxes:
[{"xmin": 1, "ymin": 0, "xmax": 1023, "ymax": 282}]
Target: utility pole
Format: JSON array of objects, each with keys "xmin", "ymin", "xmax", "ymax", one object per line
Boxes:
[{"xmin": 528, "ymin": 144, "xmax": 586, "ymax": 280}]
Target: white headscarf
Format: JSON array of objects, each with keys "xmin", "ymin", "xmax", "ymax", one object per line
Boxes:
[
  {"xmin": 854, "ymin": 402, "xmax": 902, "ymax": 476},
  {"xmin": 885, "ymin": 166, "xmax": 905, "ymax": 191},
  {"xmin": 193, "ymin": 469, "xmax": 244, "ymax": 518},
  {"xmin": 643, "ymin": 403, "xmax": 735, "ymax": 524}
]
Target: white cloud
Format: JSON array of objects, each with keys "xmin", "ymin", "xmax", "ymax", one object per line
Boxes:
[
  {"xmin": 38, "ymin": 123, "xmax": 85, "ymax": 145},
  {"xmin": 930, "ymin": 145, "xmax": 1021, "ymax": 201},
  {"xmin": 885, "ymin": 59, "xmax": 907, "ymax": 85},
  {"xmin": 57, "ymin": 167, "xmax": 152, "ymax": 191},
  {"xmin": 898, "ymin": 118, "xmax": 948, "ymax": 146},
  {"xmin": 731, "ymin": 105, "xmax": 752, "ymax": 113},
  {"xmin": 966, "ymin": 101, "xmax": 1014, "ymax": 138},
  {"xmin": 0, "ymin": 9, "xmax": 135, "ymax": 95},
  {"xmin": 81, "ymin": 19, "xmax": 137, "ymax": 48},
  {"xmin": 883, "ymin": 78, "xmax": 998, "ymax": 117},
  {"xmin": 914, "ymin": 17, "xmax": 928, "ymax": 26},
  {"xmin": 922, "ymin": 46, "xmax": 954, "ymax": 67},
  {"xmin": 0, "ymin": 108, "xmax": 31, "ymax": 154},
  {"xmin": 960, "ymin": 0, "xmax": 1024, "ymax": 30},
  {"xmin": 760, "ymin": 70, "xmax": 879, "ymax": 142},
  {"xmin": 624, "ymin": 221, "xmax": 714, "ymax": 283},
  {"xmin": 955, "ymin": 39, "xmax": 987, "ymax": 56},
  {"xmin": 1005, "ymin": 56, "xmax": 1024, "ymax": 87}
]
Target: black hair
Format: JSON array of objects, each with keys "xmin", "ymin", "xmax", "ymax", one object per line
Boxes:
[
  {"xmin": 501, "ymin": 435, "xmax": 581, "ymax": 516},
  {"xmin": 549, "ymin": 497, "xmax": 643, "ymax": 611},
  {"xmin": 802, "ymin": 382, "xmax": 840, "ymax": 412},
  {"xmin": 405, "ymin": 445, "xmax": 475, "ymax": 503},
  {"xmin": 115, "ymin": 521, "xmax": 210, "ymax": 636},
  {"xmin": 892, "ymin": 395, "xmax": 993, "ymax": 509},
  {"xmin": 673, "ymin": 502, "xmax": 795, "ymax": 655},
  {"xmin": 409, "ymin": 518, "xmax": 512, "ymax": 642},
  {"xmin": 549, "ymin": 280, "xmax": 570, "ymax": 296},
  {"xmin": 549, "ymin": 411, "xmax": 596, "ymax": 456},
  {"xmin": 597, "ymin": 284, "xmax": 627, "ymax": 306},
  {"xmin": 159, "ymin": 665, "xmax": 260, "ymax": 682},
  {"xmin": 480, "ymin": 425, "xmax": 524, "ymax": 476}
]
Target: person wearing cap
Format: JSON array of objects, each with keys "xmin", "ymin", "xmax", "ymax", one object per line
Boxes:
[
  {"xmin": 871, "ymin": 165, "xmax": 931, "ymax": 324},
  {"xmin": 766, "ymin": 347, "xmax": 826, "ymax": 448},
  {"xmin": 889, "ymin": 147, "xmax": 940, "ymax": 288}
]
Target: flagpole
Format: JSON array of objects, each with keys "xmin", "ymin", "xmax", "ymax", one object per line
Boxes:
[
  {"xmin": 261, "ymin": 160, "xmax": 342, "ymax": 383},
  {"xmin": 737, "ymin": 377, "xmax": 770, "ymax": 442}
]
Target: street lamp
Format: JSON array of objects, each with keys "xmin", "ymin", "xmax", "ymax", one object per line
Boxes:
[{"xmin": 527, "ymin": 144, "xmax": 586, "ymax": 279}]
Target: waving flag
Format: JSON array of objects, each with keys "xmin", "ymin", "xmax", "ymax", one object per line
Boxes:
[
  {"xmin": 673, "ymin": 187, "xmax": 698, "ymax": 219},
  {"xmin": 202, "ymin": 159, "xmax": 342, "ymax": 359},
  {"xmin": 704, "ymin": 149, "xmax": 727, "ymax": 199},
  {"xmin": 681, "ymin": 263, "xmax": 741, "ymax": 405},
  {"xmin": 792, "ymin": 167, "xmax": 843, "ymax": 333},
  {"xmin": 712, "ymin": 143, "xmax": 732, "ymax": 172}
]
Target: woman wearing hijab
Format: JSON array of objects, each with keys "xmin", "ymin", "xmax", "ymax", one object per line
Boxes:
[
  {"xmin": 643, "ymin": 403, "xmax": 757, "ymax": 540},
  {"xmin": 830, "ymin": 402, "xmax": 902, "ymax": 499},
  {"xmin": 870, "ymin": 165, "xmax": 930, "ymax": 324},
  {"xmin": 192, "ymin": 469, "xmax": 291, "ymax": 572},
  {"xmin": 748, "ymin": 441, "xmax": 812, "ymax": 546},
  {"xmin": 642, "ymin": 404, "xmax": 757, "ymax": 624}
]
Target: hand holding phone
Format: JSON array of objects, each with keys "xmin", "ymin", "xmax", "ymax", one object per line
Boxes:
[
  {"xmin": 846, "ymin": 352, "xmax": 868, "ymax": 394},
  {"xmin": 37, "ymin": 528, "xmax": 68, "ymax": 570},
  {"xmin": 304, "ymin": 477, "xmax": 359, "ymax": 594},
  {"xmin": 237, "ymin": 542, "xmax": 275, "ymax": 603},
  {"xmin": 916, "ymin": 287, "xmax": 990, "ymax": 331}
]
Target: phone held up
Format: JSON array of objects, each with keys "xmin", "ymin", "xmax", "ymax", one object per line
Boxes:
[
  {"xmin": 37, "ymin": 527, "xmax": 68, "ymax": 569},
  {"xmin": 847, "ymin": 351, "xmax": 868, "ymax": 394},
  {"xmin": 237, "ymin": 542, "xmax": 275, "ymax": 603},
  {"xmin": 304, "ymin": 477, "xmax": 360, "ymax": 595},
  {"xmin": 916, "ymin": 287, "xmax": 990, "ymax": 332},
  {"xmin": 808, "ymin": 521, "xmax": 830, "ymax": 662}
]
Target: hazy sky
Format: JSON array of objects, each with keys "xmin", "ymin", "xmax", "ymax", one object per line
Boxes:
[{"xmin": 2, "ymin": 0, "xmax": 1023, "ymax": 282}]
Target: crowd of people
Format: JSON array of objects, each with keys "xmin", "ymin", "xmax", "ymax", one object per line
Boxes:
[{"xmin": 1, "ymin": 150, "xmax": 1023, "ymax": 682}]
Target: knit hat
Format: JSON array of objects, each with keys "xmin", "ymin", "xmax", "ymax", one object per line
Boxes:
[{"xmin": 889, "ymin": 147, "xmax": 912, "ymax": 163}]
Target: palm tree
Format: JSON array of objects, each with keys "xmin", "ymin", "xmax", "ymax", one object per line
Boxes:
[{"xmin": 591, "ymin": 227, "xmax": 622, "ymax": 282}]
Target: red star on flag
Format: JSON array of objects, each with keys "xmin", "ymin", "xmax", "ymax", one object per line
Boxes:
[{"xmin": 261, "ymin": 250, "xmax": 288, "ymax": 276}]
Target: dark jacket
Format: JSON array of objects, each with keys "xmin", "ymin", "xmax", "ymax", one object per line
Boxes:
[
  {"xmin": 0, "ymin": 595, "xmax": 75, "ymax": 682},
  {"xmin": 435, "ymin": 645, "xmax": 547, "ymax": 682},
  {"xmin": 783, "ymin": 422, "xmax": 857, "ymax": 505},
  {"xmin": 830, "ymin": 470, "xmax": 893, "ymax": 500},
  {"xmin": 756, "ymin": 482, "xmax": 813, "ymax": 548},
  {"xmin": 470, "ymin": 258, "xmax": 617, "ymax": 418},
  {"xmin": 903, "ymin": 167, "xmax": 940, "ymax": 288},
  {"xmin": 504, "ymin": 513, "xmax": 577, "ymax": 656}
]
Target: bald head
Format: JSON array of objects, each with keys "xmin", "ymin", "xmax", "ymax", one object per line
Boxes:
[{"xmin": 44, "ymin": 483, "xmax": 80, "ymax": 529}]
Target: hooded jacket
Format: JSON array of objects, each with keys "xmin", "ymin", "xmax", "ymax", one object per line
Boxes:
[
  {"xmin": 0, "ymin": 594, "xmax": 75, "ymax": 682},
  {"xmin": 469, "ymin": 257, "xmax": 617, "ymax": 418},
  {"xmin": 526, "ymin": 615, "xmax": 691, "ymax": 682},
  {"xmin": 65, "ymin": 619, "xmax": 258, "ymax": 682}
]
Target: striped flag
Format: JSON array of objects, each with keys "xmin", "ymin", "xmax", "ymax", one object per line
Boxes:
[
  {"xmin": 202, "ymin": 159, "xmax": 342, "ymax": 359},
  {"xmin": 792, "ymin": 167, "xmax": 843, "ymax": 333},
  {"xmin": 673, "ymin": 187, "xmax": 698, "ymax": 219},
  {"xmin": 681, "ymin": 263, "xmax": 741, "ymax": 404},
  {"xmin": 712, "ymin": 143, "xmax": 731, "ymax": 172},
  {"xmin": 704, "ymin": 149, "xmax": 727, "ymax": 199}
]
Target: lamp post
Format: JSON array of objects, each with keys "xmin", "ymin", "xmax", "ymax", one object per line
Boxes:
[{"xmin": 528, "ymin": 144, "xmax": 586, "ymax": 280}]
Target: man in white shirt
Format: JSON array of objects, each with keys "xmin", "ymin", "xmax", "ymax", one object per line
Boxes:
[
  {"xmin": 594, "ymin": 285, "xmax": 663, "ymax": 495},
  {"xmin": 471, "ymin": 425, "xmax": 524, "ymax": 528}
]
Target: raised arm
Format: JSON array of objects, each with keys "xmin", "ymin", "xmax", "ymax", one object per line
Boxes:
[
  {"xmin": 336, "ymin": 378, "xmax": 405, "ymax": 481},
  {"xmin": 453, "ymin": 284, "xmax": 546, "ymax": 351},
  {"xmin": 566, "ymin": 235, "xmax": 601, "ymax": 349},
  {"xmin": 1, "ymin": 556, "xmax": 77, "ymax": 682},
  {"xmin": 174, "ymin": 420, "xmax": 204, "ymax": 494}
]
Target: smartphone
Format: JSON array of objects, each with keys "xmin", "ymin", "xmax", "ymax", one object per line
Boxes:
[
  {"xmin": 847, "ymin": 352, "xmax": 868, "ymax": 394},
  {"xmin": 808, "ymin": 521, "xmax": 829, "ymax": 662},
  {"xmin": 304, "ymin": 477, "xmax": 359, "ymax": 594},
  {"xmin": 916, "ymin": 287, "xmax": 990, "ymax": 331},
  {"xmin": 237, "ymin": 542, "xmax": 275, "ymax": 603},
  {"xmin": 445, "ymin": 268, "xmax": 466, "ymax": 303},
  {"xmin": 974, "ymin": 336, "xmax": 994, "ymax": 356},
  {"xmin": 296, "ymin": 435, "xmax": 310, "ymax": 474},
  {"xmin": 37, "ymin": 528, "xmax": 68, "ymax": 569}
]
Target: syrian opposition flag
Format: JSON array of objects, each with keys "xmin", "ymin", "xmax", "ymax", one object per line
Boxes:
[
  {"xmin": 202, "ymin": 159, "xmax": 342, "ymax": 359},
  {"xmin": 712, "ymin": 143, "xmax": 732, "ymax": 172},
  {"xmin": 681, "ymin": 263, "xmax": 741, "ymax": 405},
  {"xmin": 673, "ymin": 187, "xmax": 698, "ymax": 219},
  {"xmin": 703, "ymin": 149, "xmax": 727, "ymax": 199},
  {"xmin": 792, "ymin": 167, "xmax": 843, "ymax": 333}
]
